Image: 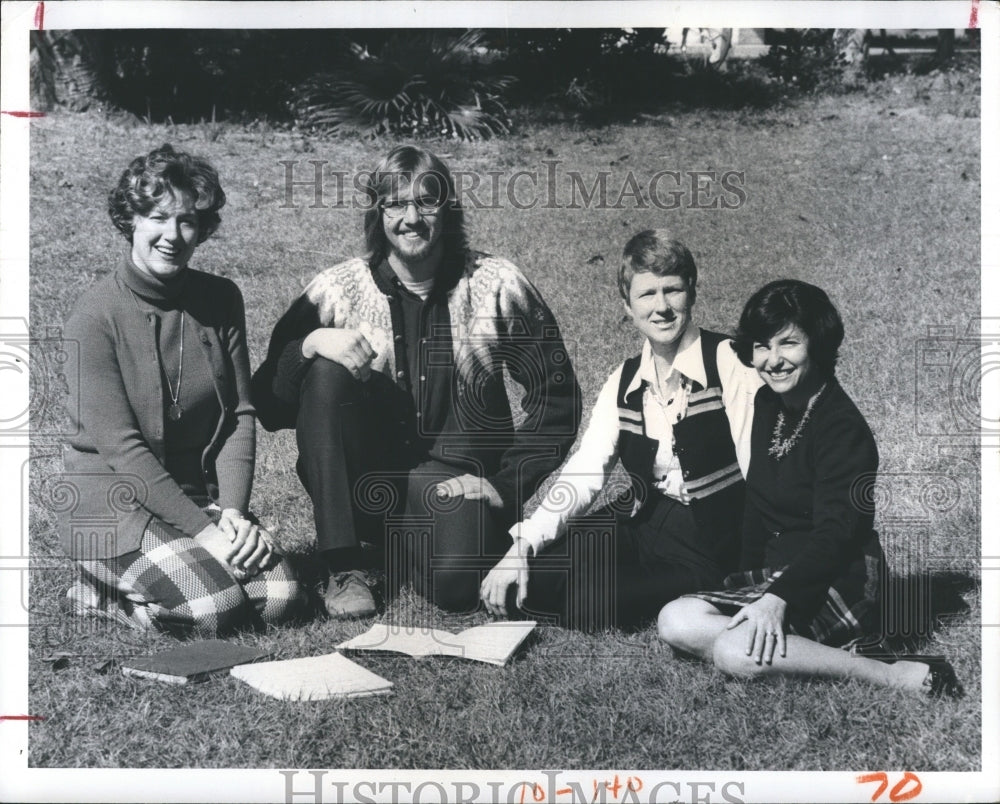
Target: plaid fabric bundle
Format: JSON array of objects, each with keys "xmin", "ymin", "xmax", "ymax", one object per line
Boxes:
[
  {"xmin": 75, "ymin": 517, "xmax": 306, "ymax": 637},
  {"xmin": 685, "ymin": 566, "xmax": 878, "ymax": 648}
]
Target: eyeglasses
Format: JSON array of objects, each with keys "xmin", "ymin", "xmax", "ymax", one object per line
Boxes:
[{"xmin": 380, "ymin": 198, "xmax": 447, "ymax": 219}]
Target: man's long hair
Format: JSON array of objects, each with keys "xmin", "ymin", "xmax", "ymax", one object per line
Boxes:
[{"xmin": 362, "ymin": 145, "xmax": 470, "ymax": 276}]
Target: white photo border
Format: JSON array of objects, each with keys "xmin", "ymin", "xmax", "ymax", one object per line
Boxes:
[{"xmin": 1, "ymin": 2, "xmax": 996, "ymax": 802}]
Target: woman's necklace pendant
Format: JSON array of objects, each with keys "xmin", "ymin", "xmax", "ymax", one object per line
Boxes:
[
  {"xmin": 768, "ymin": 383, "xmax": 828, "ymax": 460},
  {"xmin": 168, "ymin": 403, "xmax": 184, "ymax": 422}
]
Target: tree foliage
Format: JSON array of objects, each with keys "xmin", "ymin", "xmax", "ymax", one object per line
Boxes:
[
  {"xmin": 760, "ymin": 29, "xmax": 852, "ymax": 92},
  {"xmin": 31, "ymin": 30, "xmax": 351, "ymax": 121}
]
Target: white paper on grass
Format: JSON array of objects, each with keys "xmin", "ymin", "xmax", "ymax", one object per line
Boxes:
[
  {"xmin": 337, "ymin": 621, "xmax": 537, "ymax": 666},
  {"xmin": 230, "ymin": 652, "xmax": 393, "ymax": 700}
]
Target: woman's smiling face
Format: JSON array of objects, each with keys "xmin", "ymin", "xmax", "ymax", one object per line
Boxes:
[
  {"xmin": 751, "ymin": 323, "xmax": 816, "ymax": 401},
  {"xmin": 130, "ymin": 190, "xmax": 200, "ymax": 279}
]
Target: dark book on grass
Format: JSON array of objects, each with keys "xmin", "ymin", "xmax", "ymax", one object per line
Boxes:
[
  {"xmin": 337, "ymin": 621, "xmax": 536, "ymax": 666},
  {"xmin": 121, "ymin": 640, "xmax": 271, "ymax": 684}
]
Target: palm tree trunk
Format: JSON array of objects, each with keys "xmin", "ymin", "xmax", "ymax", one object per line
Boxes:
[{"xmin": 30, "ymin": 30, "xmax": 113, "ymax": 111}]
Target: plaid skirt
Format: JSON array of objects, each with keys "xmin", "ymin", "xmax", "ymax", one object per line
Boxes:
[
  {"xmin": 685, "ymin": 565, "xmax": 880, "ymax": 648},
  {"xmin": 74, "ymin": 514, "xmax": 307, "ymax": 637}
]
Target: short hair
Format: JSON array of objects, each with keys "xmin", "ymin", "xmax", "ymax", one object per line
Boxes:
[
  {"xmin": 618, "ymin": 229, "xmax": 697, "ymax": 300},
  {"xmin": 734, "ymin": 279, "xmax": 844, "ymax": 378},
  {"xmin": 108, "ymin": 144, "xmax": 225, "ymax": 244},
  {"xmin": 362, "ymin": 145, "xmax": 469, "ymax": 270}
]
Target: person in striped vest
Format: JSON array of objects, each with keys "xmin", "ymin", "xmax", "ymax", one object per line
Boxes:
[{"xmin": 480, "ymin": 230, "xmax": 762, "ymax": 630}]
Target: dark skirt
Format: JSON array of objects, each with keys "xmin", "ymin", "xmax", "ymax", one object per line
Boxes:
[
  {"xmin": 522, "ymin": 494, "xmax": 724, "ymax": 631},
  {"xmin": 684, "ymin": 564, "xmax": 881, "ymax": 648}
]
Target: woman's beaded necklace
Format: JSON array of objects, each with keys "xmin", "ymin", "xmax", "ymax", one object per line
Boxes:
[{"xmin": 768, "ymin": 383, "xmax": 827, "ymax": 460}]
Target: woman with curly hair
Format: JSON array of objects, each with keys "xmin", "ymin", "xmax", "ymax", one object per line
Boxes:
[{"xmin": 59, "ymin": 144, "xmax": 306, "ymax": 635}]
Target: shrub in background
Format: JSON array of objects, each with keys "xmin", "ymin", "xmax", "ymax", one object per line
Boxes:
[
  {"xmin": 497, "ymin": 28, "xmax": 783, "ymax": 119},
  {"xmin": 760, "ymin": 29, "xmax": 851, "ymax": 93},
  {"xmin": 31, "ymin": 30, "xmax": 351, "ymax": 122},
  {"xmin": 39, "ymin": 28, "xmax": 973, "ymax": 131},
  {"xmin": 498, "ymin": 28, "xmax": 676, "ymax": 113},
  {"xmin": 292, "ymin": 30, "xmax": 516, "ymax": 140}
]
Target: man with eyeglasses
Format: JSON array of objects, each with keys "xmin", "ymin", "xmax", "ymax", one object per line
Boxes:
[{"xmin": 253, "ymin": 145, "xmax": 581, "ymax": 619}]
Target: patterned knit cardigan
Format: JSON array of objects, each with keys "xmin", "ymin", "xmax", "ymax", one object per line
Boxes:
[{"xmin": 251, "ymin": 253, "xmax": 581, "ymax": 507}]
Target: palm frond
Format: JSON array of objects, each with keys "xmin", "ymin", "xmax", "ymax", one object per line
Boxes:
[{"xmin": 293, "ymin": 29, "xmax": 515, "ymax": 140}]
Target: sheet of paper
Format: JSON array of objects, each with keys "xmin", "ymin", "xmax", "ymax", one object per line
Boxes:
[
  {"xmin": 338, "ymin": 623, "xmax": 463, "ymax": 658},
  {"xmin": 451, "ymin": 622, "xmax": 537, "ymax": 665},
  {"xmin": 338, "ymin": 621, "xmax": 536, "ymax": 664},
  {"xmin": 230, "ymin": 652, "xmax": 393, "ymax": 700}
]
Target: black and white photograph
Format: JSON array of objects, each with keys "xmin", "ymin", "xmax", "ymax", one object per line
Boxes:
[{"xmin": 1, "ymin": 1, "xmax": 996, "ymax": 802}]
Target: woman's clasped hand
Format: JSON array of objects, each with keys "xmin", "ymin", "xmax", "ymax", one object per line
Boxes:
[{"xmin": 214, "ymin": 509, "xmax": 279, "ymax": 578}]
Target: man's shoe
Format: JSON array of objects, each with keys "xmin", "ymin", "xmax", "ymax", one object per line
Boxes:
[{"xmin": 324, "ymin": 570, "xmax": 376, "ymax": 619}]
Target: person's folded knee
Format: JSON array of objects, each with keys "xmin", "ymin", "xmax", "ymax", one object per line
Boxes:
[
  {"xmin": 302, "ymin": 357, "xmax": 362, "ymax": 401},
  {"xmin": 657, "ymin": 601, "xmax": 683, "ymax": 644},
  {"xmin": 261, "ymin": 578, "xmax": 309, "ymax": 623},
  {"xmin": 657, "ymin": 599, "xmax": 705, "ymax": 649}
]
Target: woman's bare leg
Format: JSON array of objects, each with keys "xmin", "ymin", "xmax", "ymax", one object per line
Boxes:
[
  {"xmin": 712, "ymin": 622, "xmax": 931, "ymax": 691},
  {"xmin": 658, "ymin": 598, "xmax": 932, "ymax": 692}
]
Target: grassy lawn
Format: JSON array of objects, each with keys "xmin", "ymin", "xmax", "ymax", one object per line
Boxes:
[{"xmin": 26, "ymin": 71, "xmax": 982, "ymax": 771}]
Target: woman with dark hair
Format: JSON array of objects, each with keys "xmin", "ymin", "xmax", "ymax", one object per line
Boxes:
[
  {"xmin": 657, "ymin": 279, "xmax": 962, "ymax": 697},
  {"xmin": 59, "ymin": 144, "xmax": 306, "ymax": 635}
]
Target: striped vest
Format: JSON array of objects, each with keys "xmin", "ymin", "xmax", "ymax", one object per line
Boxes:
[{"xmin": 615, "ymin": 330, "xmax": 746, "ymax": 573}]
